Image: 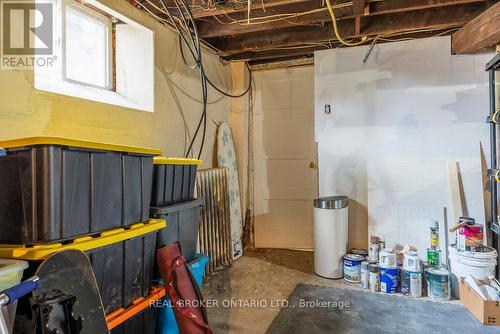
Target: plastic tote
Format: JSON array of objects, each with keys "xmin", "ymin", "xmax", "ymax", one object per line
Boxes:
[
  {"xmin": 0, "ymin": 136, "xmax": 161, "ymax": 244},
  {"xmin": 0, "ymin": 219, "xmax": 166, "ymax": 315},
  {"xmin": 0, "ymin": 259, "xmax": 28, "ymax": 333},
  {"xmin": 151, "ymin": 157, "xmax": 203, "ymax": 207},
  {"xmin": 151, "ymin": 198, "xmax": 204, "ymax": 263},
  {"xmin": 156, "ymin": 254, "xmax": 209, "ymax": 334},
  {"xmin": 313, "ymin": 196, "xmax": 349, "ymax": 279},
  {"xmin": 108, "ymin": 286, "xmax": 166, "ymax": 334}
]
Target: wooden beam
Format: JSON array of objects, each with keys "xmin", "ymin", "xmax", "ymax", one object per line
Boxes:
[
  {"xmin": 353, "ymin": 0, "xmax": 365, "ymax": 35},
  {"xmin": 197, "ymin": 0, "xmax": 486, "ymax": 38},
  {"xmin": 211, "ymin": 3, "xmax": 485, "ymax": 54},
  {"xmin": 227, "ymin": 27, "xmax": 459, "ymax": 63},
  {"xmin": 227, "ymin": 45, "xmax": 332, "ymax": 62},
  {"xmin": 451, "ymin": 1, "xmax": 500, "ymax": 53},
  {"xmin": 190, "ymin": 0, "xmax": 313, "ymax": 18},
  {"xmin": 190, "ymin": 0, "xmax": 485, "ymax": 18}
]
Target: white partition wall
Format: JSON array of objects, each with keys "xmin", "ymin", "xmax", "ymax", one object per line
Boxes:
[{"xmin": 315, "ymin": 36, "xmax": 492, "ymax": 256}]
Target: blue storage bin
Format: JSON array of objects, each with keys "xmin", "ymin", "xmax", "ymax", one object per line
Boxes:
[{"xmin": 156, "ymin": 254, "xmax": 209, "ymax": 334}]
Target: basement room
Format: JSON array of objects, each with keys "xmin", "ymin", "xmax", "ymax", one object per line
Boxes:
[{"xmin": 1, "ymin": 0, "xmax": 500, "ymax": 333}]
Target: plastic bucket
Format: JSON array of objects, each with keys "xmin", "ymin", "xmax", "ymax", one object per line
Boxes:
[
  {"xmin": 0, "ymin": 259, "xmax": 28, "ymax": 333},
  {"xmin": 448, "ymin": 245, "xmax": 497, "ymax": 279},
  {"xmin": 448, "ymin": 245, "xmax": 497, "ymax": 298}
]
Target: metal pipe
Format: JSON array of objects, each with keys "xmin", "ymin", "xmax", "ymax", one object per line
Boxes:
[
  {"xmin": 489, "ymin": 68, "xmax": 499, "ymax": 278},
  {"xmin": 490, "ymin": 69, "xmax": 497, "ymax": 225}
]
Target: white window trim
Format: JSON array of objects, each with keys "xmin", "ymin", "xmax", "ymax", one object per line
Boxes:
[
  {"xmin": 35, "ymin": 75, "xmax": 148, "ymax": 110},
  {"xmin": 62, "ymin": 0, "xmax": 112, "ymax": 90},
  {"xmin": 34, "ymin": 0, "xmax": 154, "ymax": 112}
]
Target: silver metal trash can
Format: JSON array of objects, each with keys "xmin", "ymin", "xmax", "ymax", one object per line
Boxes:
[{"xmin": 314, "ymin": 196, "xmax": 348, "ymax": 279}]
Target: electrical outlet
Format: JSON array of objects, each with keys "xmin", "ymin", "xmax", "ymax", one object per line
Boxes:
[{"xmin": 232, "ymin": 241, "xmax": 242, "ymax": 259}]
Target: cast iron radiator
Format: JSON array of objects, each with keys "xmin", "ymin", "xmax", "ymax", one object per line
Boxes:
[{"xmin": 196, "ymin": 168, "xmax": 233, "ymax": 273}]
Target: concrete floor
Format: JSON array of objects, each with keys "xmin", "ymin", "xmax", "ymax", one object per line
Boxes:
[{"xmin": 202, "ymin": 248, "xmax": 462, "ymax": 334}]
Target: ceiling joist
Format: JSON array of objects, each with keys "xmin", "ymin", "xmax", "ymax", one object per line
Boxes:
[
  {"xmin": 134, "ymin": 0, "xmax": 497, "ymax": 63},
  {"xmin": 208, "ymin": 2, "xmax": 486, "ymax": 56},
  {"xmin": 451, "ymin": 1, "xmax": 500, "ymax": 53}
]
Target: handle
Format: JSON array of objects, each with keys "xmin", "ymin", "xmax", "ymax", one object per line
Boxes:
[
  {"xmin": 448, "ymin": 222, "xmax": 466, "ymax": 233},
  {"xmin": 0, "ymin": 276, "xmax": 40, "ymax": 306}
]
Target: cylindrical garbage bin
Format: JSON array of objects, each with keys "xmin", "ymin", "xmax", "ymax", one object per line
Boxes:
[{"xmin": 314, "ymin": 196, "xmax": 348, "ymax": 279}]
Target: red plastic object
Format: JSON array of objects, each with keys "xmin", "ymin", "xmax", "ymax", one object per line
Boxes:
[{"xmin": 157, "ymin": 242, "xmax": 212, "ymax": 334}]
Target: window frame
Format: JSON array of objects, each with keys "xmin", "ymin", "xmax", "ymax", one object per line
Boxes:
[{"xmin": 61, "ymin": 0, "xmax": 113, "ymax": 90}]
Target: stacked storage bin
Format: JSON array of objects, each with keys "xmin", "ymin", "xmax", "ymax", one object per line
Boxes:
[
  {"xmin": 0, "ymin": 137, "xmax": 165, "ymax": 332},
  {"xmin": 150, "ymin": 158, "xmax": 204, "ymax": 262},
  {"xmin": 149, "ymin": 157, "xmax": 206, "ymax": 333}
]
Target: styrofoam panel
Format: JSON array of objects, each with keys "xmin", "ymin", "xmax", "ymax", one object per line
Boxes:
[{"xmin": 315, "ymin": 36, "xmax": 492, "ymax": 255}]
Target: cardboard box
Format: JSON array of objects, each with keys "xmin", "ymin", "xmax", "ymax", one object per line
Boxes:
[{"xmin": 459, "ymin": 279, "xmax": 500, "ymax": 325}]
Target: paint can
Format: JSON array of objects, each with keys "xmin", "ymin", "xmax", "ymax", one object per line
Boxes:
[
  {"xmin": 425, "ymin": 267, "xmax": 451, "ymax": 301},
  {"xmin": 426, "ymin": 248, "xmax": 441, "ymax": 267},
  {"xmin": 368, "ymin": 243, "xmax": 380, "ymax": 261},
  {"xmin": 380, "ymin": 266, "xmax": 400, "ymax": 293},
  {"xmin": 343, "ymin": 254, "xmax": 364, "ymax": 283},
  {"xmin": 361, "ymin": 261, "xmax": 370, "ymax": 289},
  {"xmin": 350, "ymin": 248, "xmax": 368, "ymax": 258},
  {"xmin": 400, "ymin": 269, "xmax": 422, "ymax": 298},
  {"xmin": 403, "ymin": 251, "xmax": 420, "ymax": 272},
  {"xmin": 457, "ymin": 224, "xmax": 484, "ymax": 251},
  {"xmin": 369, "ymin": 263, "xmax": 380, "ymax": 292},
  {"xmin": 448, "ymin": 245, "xmax": 497, "ymax": 279},
  {"xmin": 379, "ymin": 249, "xmax": 397, "ymax": 268}
]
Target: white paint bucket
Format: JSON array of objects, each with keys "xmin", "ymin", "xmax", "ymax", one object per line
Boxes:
[
  {"xmin": 379, "ymin": 249, "xmax": 397, "ymax": 268},
  {"xmin": 403, "ymin": 251, "xmax": 420, "ymax": 272},
  {"xmin": 448, "ymin": 245, "xmax": 497, "ymax": 279},
  {"xmin": 448, "ymin": 245, "xmax": 497, "ymax": 298}
]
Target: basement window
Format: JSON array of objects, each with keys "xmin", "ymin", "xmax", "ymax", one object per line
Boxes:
[
  {"xmin": 35, "ymin": 0, "xmax": 154, "ymax": 112},
  {"xmin": 63, "ymin": 2, "xmax": 112, "ymax": 89}
]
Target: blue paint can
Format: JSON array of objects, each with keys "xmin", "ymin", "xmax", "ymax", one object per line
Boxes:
[
  {"xmin": 380, "ymin": 266, "xmax": 400, "ymax": 293},
  {"xmin": 343, "ymin": 254, "xmax": 364, "ymax": 283}
]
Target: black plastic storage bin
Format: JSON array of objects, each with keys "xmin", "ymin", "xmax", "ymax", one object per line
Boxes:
[
  {"xmin": 10, "ymin": 219, "xmax": 166, "ymax": 329},
  {"xmin": 88, "ymin": 230, "xmax": 158, "ymax": 314},
  {"xmin": 151, "ymin": 198, "xmax": 204, "ymax": 263},
  {"xmin": 110, "ymin": 307, "xmax": 157, "ymax": 334},
  {"xmin": 151, "ymin": 157, "xmax": 203, "ymax": 207},
  {"xmin": 0, "ymin": 137, "xmax": 161, "ymax": 244}
]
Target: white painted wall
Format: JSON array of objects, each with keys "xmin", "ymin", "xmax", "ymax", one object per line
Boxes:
[{"xmin": 315, "ymin": 36, "xmax": 493, "ymax": 257}]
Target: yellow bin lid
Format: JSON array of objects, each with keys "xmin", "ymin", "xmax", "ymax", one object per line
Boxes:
[
  {"xmin": 0, "ymin": 136, "xmax": 162, "ymax": 156},
  {"xmin": 0, "ymin": 219, "xmax": 166, "ymax": 261},
  {"xmin": 154, "ymin": 157, "xmax": 203, "ymax": 166}
]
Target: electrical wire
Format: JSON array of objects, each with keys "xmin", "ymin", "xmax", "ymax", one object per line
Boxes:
[
  {"xmin": 152, "ymin": 0, "xmax": 251, "ymax": 159},
  {"xmin": 213, "ymin": 2, "xmax": 352, "ymax": 26},
  {"xmin": 137, "ymin": 0, "xmax": 230, "ymax": 58},
  {"xmin": 325, "ymin": 0, "xmax": 371, "ymax": 47}
]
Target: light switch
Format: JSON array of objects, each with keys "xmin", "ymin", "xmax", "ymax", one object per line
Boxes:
[{"xmin": 325, "ymin": 104, "xmax": 331, "ymax": 115}]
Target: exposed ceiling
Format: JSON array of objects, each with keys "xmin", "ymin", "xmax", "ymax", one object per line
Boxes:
[{"xmin": 133, "ymin": 0, "xmax": 498, "ymax": 64}]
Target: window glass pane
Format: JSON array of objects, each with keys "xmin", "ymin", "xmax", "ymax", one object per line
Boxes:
[{"xmin": 65, "ymin": 6, "xmax": 109, "ymax": 88}]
